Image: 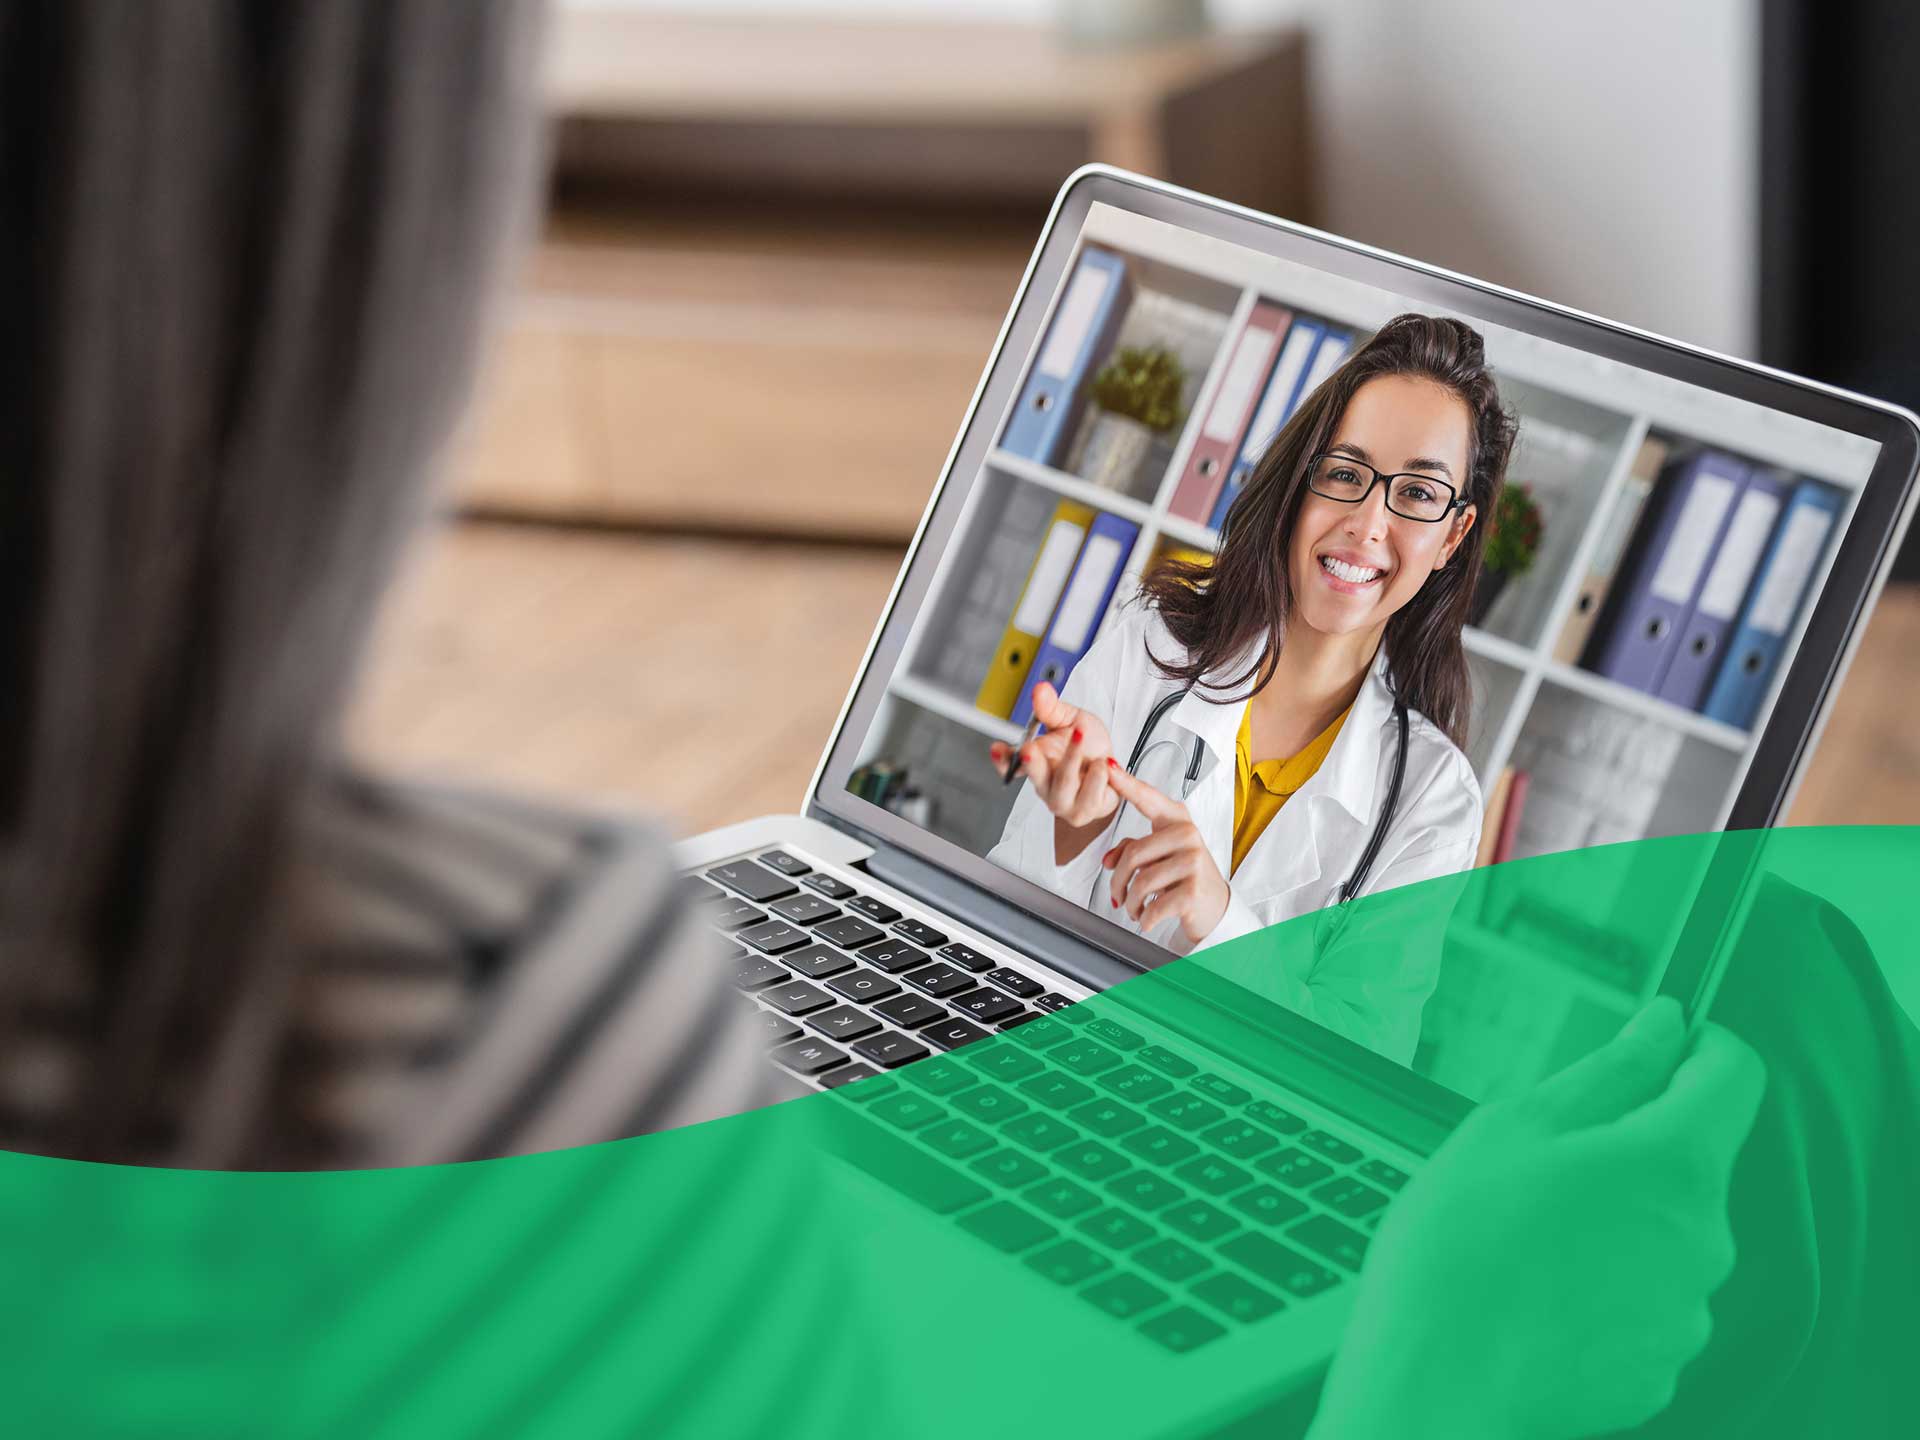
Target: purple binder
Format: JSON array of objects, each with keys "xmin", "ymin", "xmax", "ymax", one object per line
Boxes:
[
  {"xmin": 1655, "ymin": 466, "xmax": 1793, "ymax": 711},
  {"xmin": 1588, "ymin": 450, "xmax": 1752, "ymax": 695}
]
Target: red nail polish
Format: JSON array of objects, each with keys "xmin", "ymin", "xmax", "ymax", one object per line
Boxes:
[
  {"xmin": 1106, "ymin": 757, "xmax": 1117, "ymax": 768},
  {"xmin": 1072, "ymin": 728, "xmax": 1083, "ymax": 744}
]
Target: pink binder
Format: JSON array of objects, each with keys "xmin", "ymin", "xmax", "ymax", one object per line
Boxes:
[{"xmin": 1167, "ymin": 300, "xmax": 1293, "ymax": 523}]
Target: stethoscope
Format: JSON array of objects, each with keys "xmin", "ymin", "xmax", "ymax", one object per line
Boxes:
[{"xmin": 1089, "ymin": 682, "xmax": 1412, "ymax": 943}]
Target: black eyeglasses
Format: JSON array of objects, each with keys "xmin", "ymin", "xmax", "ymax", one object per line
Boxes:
[{"xmin": 1306, "ymin": 453, "xmax": 1466, "ymax": 524}]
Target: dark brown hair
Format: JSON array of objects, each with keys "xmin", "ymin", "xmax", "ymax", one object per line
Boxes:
[
  {"xmin": 0, "ymin": 1, "xmax": 541, "ymax": 1164},
  {"xmin": 1139, "ymin": 313, "xmax": 1519, "ymax": 746}
]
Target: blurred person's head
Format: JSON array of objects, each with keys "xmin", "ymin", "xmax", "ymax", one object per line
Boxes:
[{"xmin": 0, "ymin": 2, "xmax": 542, "ymax": 1164}]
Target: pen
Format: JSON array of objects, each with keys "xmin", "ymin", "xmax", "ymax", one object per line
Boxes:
[{"xmin": 1003, "ymin": 715, "xmax": 1042, "ymax": 785}]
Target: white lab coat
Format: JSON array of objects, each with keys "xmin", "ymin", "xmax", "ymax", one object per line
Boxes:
[{"xmin": 988, "ymin": 602, "xmax": 1483, "ymax": 1063}]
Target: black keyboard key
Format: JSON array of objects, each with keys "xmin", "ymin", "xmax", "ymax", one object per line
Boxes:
[
  {"xmin": 1254, "ymin": 1148, "xmax": 1336, "ymax": 1190},
  {"xmin": 1054, "ymin": 1039, "xmax": 1123, "ymax": 1076},
  {"xmin": 1081, "ymin": 1272, "xmax": 1169, "ymax": 1320},
  {"xmin": 1066, "ymin": 1098, "xmax": 1148, "ymax": 1139},
  {"xmin": 1009, "ymin": 1016, "xmax": 1073, "ymax": 1051},
  {"xmin": 844, "ymin": 895, "xmax": 902, "ymax": 924},
  {"xmin": 1358, "ymin": 1159, "xmax": 1410, "ymax": 1192},
  {"xmin": 815, "ymin": 916, "xmax": 886, "ymax": 950},
  {"xmin": 683, "ymin": 877, "xmax": 730, "ymax": 905},
  {"xmin": 873, "ymin": 993, "xmax": 946, "ymax": 1029},
  {"xmin": 817, "ymin": 1100, "xmax": 987, "ymax": 1214},
  {"xmin": 970, "ymin": 1147, "xmax": 1049, "ymax": 1189},
  {"xmin": 1083, "ymin": 1018, "xmax": 1145, "ymax": 1050},
  {"xmin": 825, "ymin": 968, "xmax": 901, "ymax": 1004},
  {"xmin": 758, "ymin": 849, "xmax": 811, "ymax": 877},
  {"xmin": 1309, "ymin": 1177, "xmax": 1390, "ymax": 1220},
  {"xmin": 802, "ymin": 872, "xmax": 856, "ymax": 900},
  {"xmin": 1139, "ymin": 1305, "xmax": 1227, "ymax": 1353},
  {"xmin": 1002, "ymin": 1113, "xmax": 1079, "ymax": 1153},
  {"xmin": 962, "ymin": 1044, "xmax": 1044, "ymax": 1082},
  {"xmin": 952, "ymin": 1084, "xmax": 1028, "ymax": 1125},
  {"xmin": 1106, "ymin": 1170, "xmax": 1187, "ymax": 1212},
  {"xmin": 862, "ymin": 940, "xmax": 932, "ymax": 975},
  {"xmin": 891, "ymin": 918, "xmax": 948, "ymax": 947},
  {"xmin": 730, "ymin": 955, "xmax": 790, "ymax": 991},
  {"xmin": 868, "ymin": 1092, "xmax": 945, "ymax": 1131},
  {"xmin": 1289, "ymin": 1214, "xmax": 1369, "ymax": 1272},
  {"xmin": 996, "ymin": 1012, "xmax": 1041, "ymax": 1031},
  {"xmin": 920, "ymin": 1117, "xmax": 996, "ymax": 1160},
  {"xmin": 738, "ymin": 920, "xmax": 812, "ymax": 955},
  {"xmin": 1298, "ymin": 1129, "xmax": 1364, "ymax": 1165},
  {"xmin": 1148, "ymin": 1093, "xmax": 1226, "ymax": 1132},
  {"xmin": 938, "ymin": 942, "xmax": 993, "ymax": 972},
  {"xmin": 1192, "ymin": 1272, "xmax": 1285, "ymax": 1325},
  {"xmin": 706, "ymin": 861, "xmax": 797, "ymax": 903},
  {"xmin": 985, "ymin": 967, "xmax": 1044, "ymax": 999},
  {"xmin": 1173, "ymin": 1155, "xmax": 1253, "ymax": 1198},
  {"xmin": 1121, "ymin": 1126, "xmax": 1200, "ymax": 1167},
  {"xmin": 1244, "ymin": 1100, "xmax": 1308, "ymax": 1135},
  {"xmin": 1135, "ymin": 1237, "xmax": 1211, "ymax": 1283},
  {"xmin": 1219, "ymin": 1233, "xmax": 1340, "ymax": 1298},
  {"xmin": 958, "ymin": 1201, "xmax": 1055, "ymax": 1254},
  {"xmin": 782, "ymin": 944, "xmax": 856, "ymax": 980},
  {"xmin": 1098, "ymin": 1064, "xmax": 1173, "ymax": 1104},
  {"xmin": 899, "ymin": 961, "xmax": 972, "ymax": 997},
  {"xmin": 750, "ymin": 1010, "xmax": 802, "ymax": 1045},
  {"xmin": 807, "ymin": 1004, "xmax": 881, "ymax": 1040},
  {"xmin": 1075, "ymin": 1207, "xmax": 1156, "ymax": 1251},
  {"xmin": 763, "ymin": 981, "xmax": 834, "ymax": 1016},
  {"xmin": 770, "ymin": 1037, "xmax": 849, "ymax": 1076},
  {"xmin": 1202, "ymin": 1120, "xmax": 1281, "ymax": 1161},
  {"xmin": 1018, "ymin": 1071, "xmax": 1095, "ymax": 1110},
  {"xmin": 923, "ymin": 1017, "xmax": 991, "ymax": 1051},
  {"xmin": 949, "ymin": 988, "xmax": 1024, "ymax": 1024},
  {"xmin": 852, "ymin": 1030, "xmax": 933, "ymax": 1069},
  {"xmin": 1056, "ymin": 1140, "xmax": 1129, "ymax": 1183},
  {"xmin": 713, "ymin": 900, "xmax": 767, "ymax": 932},
  {"xmin": 1137, "ymin": 1045, "xmax": 1198, "ymax": 1079},
  {"xmin": 1024, "ymin": 1177, "xmax": 1101, "ymax": 1219},
  {"xmin": 1163, "ymin": 1198, "xmax": 1239, "ymax": 1243},
  {"xmin": 1190, "ymin": 1073, "xmax": 1252, "ymax": 1106},
  {"xmin": 819, "ymin": 1063, "xmax": 880, "ymax": 1091},
  {"xmin": 767, "ymin": 893, "xmax": 841, "ymax": 926},
  {"xmin": 1026, "ymin": 1239, "xmax": 1112, "ymax": 1287},
  {"xmin": 899, "ymin": 1056, "xmax": 976, "ymax": 1096},
  {"xmin": 1231, "ymin": 1185, "xmax": 1310, "ymax": 1228},
  {"xmin": 1033, "ymin": 993, "xmax": 1075, "ymax": 1014}
]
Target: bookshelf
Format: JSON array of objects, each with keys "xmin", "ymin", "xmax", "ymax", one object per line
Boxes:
[{"xmin": 855, "ymin": 203, "xmax": 1875, "ymax": 863}]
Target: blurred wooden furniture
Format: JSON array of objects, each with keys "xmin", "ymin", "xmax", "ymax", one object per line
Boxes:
[{"xmin": 450, "ymin": 10, "xmax": 1309, "ymax": 543}]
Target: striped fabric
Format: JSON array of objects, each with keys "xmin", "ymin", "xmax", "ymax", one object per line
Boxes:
[{"xmin": 0, "ymin": 773, "xmax": 781, "ymax": 1169}]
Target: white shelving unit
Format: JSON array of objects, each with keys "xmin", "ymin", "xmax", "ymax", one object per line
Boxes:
[{"xmin": 859, "ymin": 202, "xmax": 1875, "ymax": 864}]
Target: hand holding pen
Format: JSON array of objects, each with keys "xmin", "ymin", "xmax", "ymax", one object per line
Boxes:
[{"xmin": 987, "ymin": 682, "xmax": 1121, "ymax": 830}]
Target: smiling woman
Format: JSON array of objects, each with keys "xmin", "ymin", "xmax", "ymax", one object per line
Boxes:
[{"xmin": 987, "ymin": 314, "xmax": 1519, "ymax": 1062}]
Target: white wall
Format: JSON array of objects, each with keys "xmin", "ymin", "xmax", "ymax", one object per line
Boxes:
[{"xmin": 573, "ymin": 0, "xmax": 1758, "ymax": 357}]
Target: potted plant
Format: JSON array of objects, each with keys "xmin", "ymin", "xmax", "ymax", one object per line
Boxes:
[
  {"xmin": 1067, "ymin": 344, "xmax": 1186, "ymax": 495},
  {"xmin": 1470, "ymin": 482, "xmax": 1544, "ymax": 627}
]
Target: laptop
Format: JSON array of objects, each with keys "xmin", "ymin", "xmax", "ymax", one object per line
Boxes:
[{"xmin": 674, "ymin": 167, "xmax": 1919, "ymax": 1403}]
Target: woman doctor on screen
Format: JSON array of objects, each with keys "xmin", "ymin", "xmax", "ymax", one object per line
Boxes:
[{"xmin": 987, "ymin": 313, "xmax": 1516, "ymax": 1062}]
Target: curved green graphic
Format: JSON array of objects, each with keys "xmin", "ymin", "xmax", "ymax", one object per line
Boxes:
[{"xmin": 3, "ymin": 828, "xmax": 1915, "ymax": 1438}]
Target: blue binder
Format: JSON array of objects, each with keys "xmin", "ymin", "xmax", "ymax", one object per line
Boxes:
[
  {"xmin": 1587, "ymin": 450, "xmax": 1750, "ymax": 695},
  {"xmin": 1000, "ymin": 247, "xmax": 1132, "ymax": 467},
  {"xmin": 1655, "ymin": 466, "xmax": 1793, "ymax": 711},
  {"xmin": 1011, "ymin": 511, "xmax": 1141, "ymax": 727},
  {"xmin": 1701, "ymin": 479, "xmax": 1844, "ymax": 730},
  {"xmin": 1206, "ymin": 317, "xmax": 1328, "ymax": 532}
]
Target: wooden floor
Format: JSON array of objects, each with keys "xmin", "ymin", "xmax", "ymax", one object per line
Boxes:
[{"xmin": 347, "ymin": 521, "xmax": 1920, "ymax": 836}]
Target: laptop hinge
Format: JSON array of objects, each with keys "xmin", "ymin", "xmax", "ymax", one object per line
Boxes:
[{"xmin": 860, "ymin": 841, "xmax": 1141, "ymax": 995}]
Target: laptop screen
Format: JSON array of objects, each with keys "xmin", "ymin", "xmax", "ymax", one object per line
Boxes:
[{"xmin": 823, "ymin": 179, "xmax": 1908, "ymax": 1099}]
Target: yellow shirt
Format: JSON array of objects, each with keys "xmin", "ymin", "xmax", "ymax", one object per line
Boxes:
[{"xmin": 1231, "ymin": 702, "xmax": 1351, "ymax": 876}]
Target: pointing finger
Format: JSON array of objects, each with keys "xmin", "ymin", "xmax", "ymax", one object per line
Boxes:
[
  {"xmin": 1103, "ymin": 758, "xmax": 1185, "ymax": 825},
  {"xmin": 1031, "ymin": 683, "xmax": 1080, "ymax": 732}
]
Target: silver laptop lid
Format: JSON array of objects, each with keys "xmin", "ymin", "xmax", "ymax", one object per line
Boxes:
[{"xmin": 802, "ymin": 165, "xmax": 1918, "ymax": 992}]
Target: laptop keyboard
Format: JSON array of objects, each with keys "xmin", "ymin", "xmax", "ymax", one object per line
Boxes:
[{"xmin": 692, "ymin": 847, "xmax": 1411, "ymax": 1354}]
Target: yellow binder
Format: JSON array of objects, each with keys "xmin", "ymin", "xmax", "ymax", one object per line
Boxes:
[
  {"xmin": 1154, "ymin": 542, "xmax": 1213, "ymax": 572},
  {"xmin": 975, "ymin": 499, "xmax": 1095, "ymax": 718}
]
